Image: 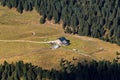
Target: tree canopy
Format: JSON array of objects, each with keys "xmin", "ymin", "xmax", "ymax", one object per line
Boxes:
[
  {"xmin": 0, "ymin": 57, "xmax": 120, "ymax": 80},
  {"xmin": 0, "ymin": 0, "xmax": 120, "ymax": 45}
]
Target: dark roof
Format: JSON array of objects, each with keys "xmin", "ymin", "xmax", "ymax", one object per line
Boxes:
[
  {"xmin": 58, "ymin": 37, "xmax": 67, "ymax": 42},
  {"xmin": 58, "ymin": 37, "xmax": 70, "ymax": 46}
]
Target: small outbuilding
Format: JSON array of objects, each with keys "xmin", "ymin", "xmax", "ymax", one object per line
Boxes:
[{"xmin": 52, "ymin": 45, "xmax": 60, "ymax": 50}]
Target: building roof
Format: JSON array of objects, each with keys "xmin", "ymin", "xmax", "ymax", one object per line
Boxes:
[
  {"xmin": 58, "ymin": 37, "xmax": 67, "ymax": 42},
  {"xmin": 52, "ymin": 45, "xmax": 60, "ymax": 49},
  {"xmin": 58, "ymin": 37, "xmax": 70, "ymax": 46}
]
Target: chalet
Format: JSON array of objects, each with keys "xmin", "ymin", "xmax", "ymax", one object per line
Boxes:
[{"xmin": 50, "ymin": 37, "xmax": 70, "ymax": 46}]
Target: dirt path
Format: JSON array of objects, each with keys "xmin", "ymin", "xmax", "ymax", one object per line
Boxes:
[
  {"xmin": 0, "ymin": 39, "xmax": 93, "ymax": 59},
  {"xmin": 61, "ymin": 48, "xmax": 95, "ymax": 60},
  {"xmin": 0, "ymin": 40, "xmax": 49, "ymax": 43},
  {"xmin": 0, "ymin": 39, "xmax": 95, "ymax": 59}
]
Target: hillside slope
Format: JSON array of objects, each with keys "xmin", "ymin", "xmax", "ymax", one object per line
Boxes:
[{"xmin": 0, "ymin": 6, "xmax": 120, "ymax": 69}]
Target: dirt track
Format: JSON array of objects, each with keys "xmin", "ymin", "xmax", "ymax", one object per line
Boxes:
[
  {"xmin": 0, "ymin": 40, "xmax": 49, "ymax": 43},
  {"xmin": 0, "ymin": 39, "xmax": 94, "ymax": 59}
]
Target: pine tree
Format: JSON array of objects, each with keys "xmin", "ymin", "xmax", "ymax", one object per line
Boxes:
[
  {"xmin": 40, "ymin": 17, "xmax": 46, "ymax": 24},
  {"xmin": 17, "ymin": 1, "xmax": 23, "ymax": 14},
  {"xmin": 1, "ymin": 0, "xmax": 7, "ymax": 6}
]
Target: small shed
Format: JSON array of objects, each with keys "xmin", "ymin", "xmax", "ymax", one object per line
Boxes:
[{"xmin": 52, "ymin": 45, "xmax": 60, "ymax": 49}]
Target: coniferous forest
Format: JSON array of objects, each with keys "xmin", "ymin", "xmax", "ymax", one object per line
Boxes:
[
  {"xmin": 0, "ymin": 0, "xmax": 120, "ymax": 45},
  {"xmin": 0, "ymin": 59, "xmax": 120, "ymax": 80}
]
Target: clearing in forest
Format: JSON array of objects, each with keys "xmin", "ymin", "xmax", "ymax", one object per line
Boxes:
[{"xmin": 0, "ymin": 6, "xmax": 120, "ymax": 69}]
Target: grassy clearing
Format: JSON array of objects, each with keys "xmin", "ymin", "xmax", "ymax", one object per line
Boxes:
[{"xmin": 0, "ymin": 6, "xmax": 119, "ymax": 69}]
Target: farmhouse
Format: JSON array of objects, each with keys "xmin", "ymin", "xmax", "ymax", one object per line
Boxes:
[
  {"xmin": 50, "ymin": 37, "xmax": 70, "ymax": 49},
  {"xmin": 50, "ymin": 37, "xmax": 70, "ymax": 46}
]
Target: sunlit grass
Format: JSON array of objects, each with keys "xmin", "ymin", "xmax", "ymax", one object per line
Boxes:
[{"xmin": 0, "ymin": 5, "xmax": 119, "ymax": 69}]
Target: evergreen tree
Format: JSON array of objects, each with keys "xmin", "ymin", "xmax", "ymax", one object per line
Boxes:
[
  {"xmin": 17, "ymin": 1, "xmax": 23, "ymax": 14},
  {"xmin": 40, "ymin": 17, "xmax": 46, "ymax": 24}
]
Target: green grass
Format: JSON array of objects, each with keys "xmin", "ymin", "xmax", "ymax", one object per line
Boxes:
[{"xmin": 0, "ymin": 6, "xmax": 119, "ymax": 69}]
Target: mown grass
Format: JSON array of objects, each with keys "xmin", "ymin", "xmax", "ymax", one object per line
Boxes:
[{"xmin": 0, "ymin": 6, "xmax": 119, "ymax": 69}]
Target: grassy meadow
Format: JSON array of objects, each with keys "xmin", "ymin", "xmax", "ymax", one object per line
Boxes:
[{"xmin": 0, "ymin": 6, "xmax": 120, "ymax": 69}]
